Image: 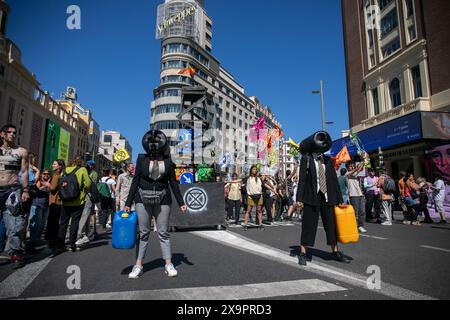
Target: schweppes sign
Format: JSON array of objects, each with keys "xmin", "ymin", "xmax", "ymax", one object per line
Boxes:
[{"xmin": 157, "ymin": 5, "xmax": 197, "ymax": 35}]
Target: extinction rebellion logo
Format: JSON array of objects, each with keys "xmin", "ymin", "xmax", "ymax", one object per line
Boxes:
[{"xmin": 184, "ymin": 187, "xmax": 208, "ymax": 212}]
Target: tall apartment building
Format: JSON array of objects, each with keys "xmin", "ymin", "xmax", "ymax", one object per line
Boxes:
[
  {"xmin": 335, "ymin": 0, "xmax": 450, "ymax": 182},
  {"xmin": 0, "ymin": 1, "xmax": 81, "ymax": 169},
  {"xmin": 151, "ymin": 0, "xmax": 281, "ymax": 175}
]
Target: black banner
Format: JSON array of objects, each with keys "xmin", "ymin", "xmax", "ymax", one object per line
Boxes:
[{"xmin": 170, "ymin": 183, "xmax": 226, "ymax": 228}]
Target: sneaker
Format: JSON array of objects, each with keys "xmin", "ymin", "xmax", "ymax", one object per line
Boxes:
[
  {"xmin": 88, "ymin": 232, "xmax": 98, "ymax": 242},
  {"xmin": 165, "ymin": 264, "xmax": 178, "ymax": 277},
  {"xmin": 128, "ymin": 265, "xmax": 143, "ymax": 279},
  {"xmin": 11, "ymin": 255, "xmax": 26, "ymax": 269},
  {"xmin": 403, "ymin": 220, "xmax": 412, "ymax": 225},
  {"xmin": 381, "ymin": 222, "xmax": 392, "ymax": 226},
  {"xmin": 75, "ymin": 235, "xmax": 90, "ymax": 247},
  {"xmin": 358, "ymin": 226, "xmax": 367, "ymax": 233},
  {"xmin": 438, "ymin": 220, "xmax": 447, "ymax": 225}
]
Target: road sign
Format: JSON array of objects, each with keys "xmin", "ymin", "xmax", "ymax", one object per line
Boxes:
[{"xmin": 180, "ymin": 172, "xmax": 194, "ymax": 185}]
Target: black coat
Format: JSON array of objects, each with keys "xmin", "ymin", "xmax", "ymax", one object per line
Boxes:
[
  {"xmin": 296, "ymin": 154, "xmax": 343, "ymax": 207},
  {"xmin": 125, "ymin": 154, "xmax": 185, "ymax": 208}
]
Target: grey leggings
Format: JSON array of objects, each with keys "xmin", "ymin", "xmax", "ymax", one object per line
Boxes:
[{"xmin": 135, "ymin": 203, "xmax": 171, "ymax": 261}]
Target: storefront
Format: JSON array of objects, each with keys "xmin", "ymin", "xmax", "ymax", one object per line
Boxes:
[{"xmin": 331, "ymin": 111, "xmax": 450, "ymax": 183}]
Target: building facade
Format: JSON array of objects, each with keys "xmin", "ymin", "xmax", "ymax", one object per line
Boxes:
[
  {"xmin": 337, "ymin": 0, "xmax": 450, "ymax": 183},
  {"xmin": 99, "ymin": 130, "xmax": 133, "ymax": 163},
  {"xmin": 151, "ymin": 0, "xmax": 281, "ymax": 176}
]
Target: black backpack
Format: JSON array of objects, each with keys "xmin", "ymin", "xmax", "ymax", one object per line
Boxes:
[{"xmin": 59, "ymin": 167, "xmax": 82, "ymax": 202}]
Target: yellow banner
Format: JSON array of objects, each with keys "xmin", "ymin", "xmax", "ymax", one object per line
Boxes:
[{"xmin": 114, "ymin": 148, "xmax": 130, "ymax": 163}]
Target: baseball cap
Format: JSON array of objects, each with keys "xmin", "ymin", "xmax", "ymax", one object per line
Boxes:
[{"xmin": 86, "ymin": 160, "xmax": 95, "ymax": 166}]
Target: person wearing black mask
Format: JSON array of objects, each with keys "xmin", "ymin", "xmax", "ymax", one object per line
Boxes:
[
  {"xmin": 295, "ymin": 132, "xmax": 350, "ymax": 266},
  {"xmin": 124, "ymin": 130, "xmax": 187, "ymax": 279}
]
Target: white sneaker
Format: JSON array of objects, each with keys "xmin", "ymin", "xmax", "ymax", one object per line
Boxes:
[
  {"xmin": 358, "ymin": 226, "xmax": 367, "ymax": 233},
  {"xmin": 75, "ymin": 235, "xmax": 90, "ymax": 246},
  {"xmin": 381, "ymin": 221, "xmax": 392, "ymax": 226},
  {"xmin": 129, "ymin": 265, "xmax": 143, "ymax": 279},
  {"xmin": 165, "ymin": 264, "xmax": 178, "ymax": 277}
]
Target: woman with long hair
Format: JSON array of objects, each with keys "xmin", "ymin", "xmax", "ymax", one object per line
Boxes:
[
  {"xmin": 242, "ymin": 165, "xmax": 264, "ymax": 231},
  {"xmin": 46, "ymin": 159, "xmax": 65, "ymax": 248}
]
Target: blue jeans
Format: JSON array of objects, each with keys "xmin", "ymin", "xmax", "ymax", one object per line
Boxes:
[
  {"xmin": 0, "ymin": 212, "xmax": 5, "ymax": 251},
  {"xmin": 0, "ymin": 188, "xmax": 25, "ymax": 256},
  {"xmin": 29, "ymin": 205, "xmax": 50, "ymax": 243}
]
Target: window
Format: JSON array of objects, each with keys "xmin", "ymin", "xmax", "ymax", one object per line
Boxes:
[
  {"xmin": 226, "ymin": 112, "xmax": 230, "ymax": 120},
  {"xmin": 379, "ymin": 0, "xmax": 393, "ymax": 10},
  {"xmin": 380, "ymin": 8, "xmax": 398, "ymax": 38},
  {"xmin": 411, "ymin": 65, "xmax": 423, "ymax": 99},
  {"xmin": 372, "ymin": 88, "xmax": 380, "ymax": 115},
  {"xmin": 7, "ymin": 97, "xmax": 15, "ymax": 123},
  {"xmin": 153, "ymin": 104, "xmax": 182, "ymax": 115},
  {"xmin": 382, "ymin": 37, "xmax": 401, "ymax": 59},
  {"xmin": 233, "ymin": 116, "xmax": 236, "ymax": 124},
  {"xmin": 104, "ymin": 135, "xmax": 112, "ymax": 144},
  {"xmin": 233, "ymin": 105, "xmax": 237, "ymax": 112},
  {"xmin": 206, "ymin": 33, "xmax": 212, "ymax": 42},
  {"xmin": 408, "ymin": 26, "xmax": 417, "ymax": 41},
  {"xmin": 405, "ymin": 0, "xmax": 414, "ymax": 18},
  {"xmin": 162, "ymin": 43, "xmax": 210, "ymax": 67},
  {"xmin": 390, "ymin": 78, "xmax": 402, "ymax": 108},
  {"xmin": 239, "ymin": 120, "xmax": 243, "ymax": 128},
  {"xmin": 152, "ymin": 120, "xmax": 179, "ymax": 130},
  {"xmin": 206, "ymin": 21, "xmax": 212, "ymax": 30}
]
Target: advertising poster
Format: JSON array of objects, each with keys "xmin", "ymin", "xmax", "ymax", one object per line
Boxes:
[
  {"xmin": 58, "ymin": 127, "xmax": 70, "ymax": 165},
  {"xmin": 43, "ymin": 119, "xmax": 60, "ymax": 169},
  {"xmin": 43, "ymin": 119, "xmax": 71, "ymax": 169}
]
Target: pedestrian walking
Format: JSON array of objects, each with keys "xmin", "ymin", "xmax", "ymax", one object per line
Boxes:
[
  {"xmin": 0, "ymin": 124, "xmax": 30, "ymax": 268},
  {"xmin": 98, "ymin": 168, "xmax": 116, "ymax": 231},
  {"xmin": 378, "ymin": 169, "xmax": 395, "ymax": 226},
  {"xmin": 242, "ymin": 165, "xmax": 264, "ymax": 230},
  {"xmin": 338, "ymin": 168, "xmax": 349, "ymax": 205},
  {"xmin": 346, "ymin": 161, "xmax": 366, "ymax": 233},
  {"xmin": 225, "ymin": 173, "xmax": 242, "ymax": 224},
  {"xmin": 402, "ymin": 173, "xmax": 421, "ymax": 226},
  {"xmin": 364, "ymin": 168, "xmax": 382, "ymax": 223},
  {"xmin": 430, "ymin": 173, "xmax": 447, "ymax": 224},
  {"xmin": 54, "ymin": 157, "xmax": 91, "ymax": 253},
  {"xmin": 116, "ymin": 162, "xmax": 135, "ymax": 211},
  {"xmin": 296, "ymin": 151, "xmax": 350, "ymax": 266},
  {"xmin": 416, "ymin": 177, "xmax": 433, "ymax": 224},
  {"xmin": 46, "ymin": 160, "xmax": 65, "ymax": 248},
  {"xmin": 27, "ymin": 168, "xmax": 51, "ymax": 253}
]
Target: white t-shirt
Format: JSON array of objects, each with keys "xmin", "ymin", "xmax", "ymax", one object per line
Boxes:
[
  {"xmin": 434, "ymin": 179, "xmax": 445, "ymax": 202},
  {"xmin": 101, "ymin": 176, "xmax": 117, "ymax": 198}
]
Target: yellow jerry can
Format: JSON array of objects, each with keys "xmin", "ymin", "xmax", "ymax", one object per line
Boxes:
[{"xmin": 334, "ymin": 205, "xmax": 359, "ymax": 244}]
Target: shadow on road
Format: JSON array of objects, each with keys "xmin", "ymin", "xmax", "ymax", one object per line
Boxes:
[
  {"xmin": 289, "ymin": 246, "xmax": 354, "ymax": 262},
  {"xmin": 120, "ymin": 253, "xmax": 194, "ymax": 274}
]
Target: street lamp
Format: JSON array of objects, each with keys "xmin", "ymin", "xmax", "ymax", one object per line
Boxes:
[{"xmin": 312, "ymin": 80, "xmax": 326, "ymax": 131}]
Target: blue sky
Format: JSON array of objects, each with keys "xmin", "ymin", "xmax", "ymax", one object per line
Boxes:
[{"xmin": 7, "ymin": 0, "xmax": 349, "ymax": 160}]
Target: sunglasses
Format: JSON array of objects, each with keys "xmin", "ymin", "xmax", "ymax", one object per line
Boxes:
[{"xmin": 4, "ymin": 130, "xmax": 16, "ymax": 134}]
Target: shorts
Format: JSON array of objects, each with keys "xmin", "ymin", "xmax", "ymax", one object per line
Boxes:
[
  {"xmin": 435, "ymin": 200, "xmax": 444, "ymax": 213},
  {"xmin": 248, "ymin": 196, "xmax": 263, "ymax": 207}
]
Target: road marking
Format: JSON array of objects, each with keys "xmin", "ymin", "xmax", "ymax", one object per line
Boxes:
[
  {"xmin": 360, "ymin": 234, "xmax": 388, "ymax": 240},
  {"xmin": 191, "ymin": 230, "xmax": 436, "ymax": 300},
  {"xmin": 420, "ymin": 245, "xmax": 450, "ymax": 253},
  {"xmin": 25, "ymin": 279, "xmax": 347, "ymax": 300},
  {"xmin": 0, "ymin": 257, "xmax": 53, "ymax": 300}
]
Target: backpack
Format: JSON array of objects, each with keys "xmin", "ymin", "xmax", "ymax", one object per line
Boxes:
[
  {"xmin": 59, "ymin": 167, "xmax": 82, "ymax": 202},
  {"xmin": 97, "ymin": 177, "xmax": 112, "ymax": 199},
  {"xmin": 88, "ymin": 176, "xmax": 101, "ymax": 203},
  {"xmin": 382, "ymin": 175, "xmax": 396, "ymax": 193}
]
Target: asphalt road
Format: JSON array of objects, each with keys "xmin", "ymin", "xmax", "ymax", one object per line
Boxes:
[{"xmin": 0, "ymin": 212, "xmax": 449, "ymax": 300}]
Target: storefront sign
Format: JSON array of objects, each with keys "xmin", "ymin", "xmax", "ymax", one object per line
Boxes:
[{"xmin": 331, "ymin": 112, "xmax": 422, "ymax": 156}]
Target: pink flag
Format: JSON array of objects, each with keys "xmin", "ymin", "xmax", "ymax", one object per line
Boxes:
[
  {"xmin": 251, "ymin": 117, "xmax": 265, "ymax": 131},
  {"xmin": 249, "ymin": 128, "xmax": 267, "ymax": 142}
]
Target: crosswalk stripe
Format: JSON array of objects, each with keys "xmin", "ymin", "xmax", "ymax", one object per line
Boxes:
[
  {"xmin": 0, "ymin": 257, "xmax": 53, "ymax": 300},
  {"xmin": 420, "ymin": 245, "xmax": 450, "ymax": 253},
  {"xmin": 25, "ymin": 279, "xmax": 347, "ymax": 300},
  {"xmin": 191, "ymin": 230, "xmax": 436, "ymax": 300}
]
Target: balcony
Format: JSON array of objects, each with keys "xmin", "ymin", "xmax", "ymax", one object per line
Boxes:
[{"xmin": 356, "ymin": 98, "xmax": 430, "ymax": 132}]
